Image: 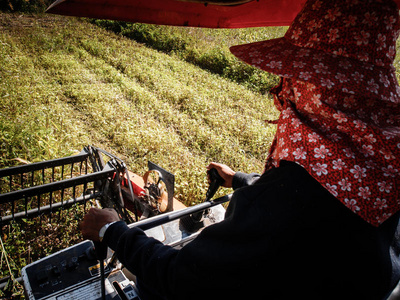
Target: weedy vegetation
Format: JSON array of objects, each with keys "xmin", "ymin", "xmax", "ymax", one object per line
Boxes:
[
  {"xmin": 0, "ymin": 11, "xmax": 282, "ymax": 298},
  {"xmin": 2, "ymin": 3, "xmax": 400, "ymax": 298}
]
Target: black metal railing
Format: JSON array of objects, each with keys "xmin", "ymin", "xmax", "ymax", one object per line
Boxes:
[{"xmin": 0, "ymin": 146, "xmax": 122, "ymax": 227}]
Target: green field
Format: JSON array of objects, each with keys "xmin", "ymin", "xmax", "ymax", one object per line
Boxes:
[
  {"xmin": 0, "ymin": 13, "xmax": 283, "ymax": 198},
  {"xmin": 3, "ymin": 7, "xmax": 400, "ymax": 298},
  {"xmin": 0, "ymin": 12, "xmax": 283, "ymax": 297}
]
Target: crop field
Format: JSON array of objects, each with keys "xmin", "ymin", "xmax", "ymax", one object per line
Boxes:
[
  {"xmin": 2, "ymin": 7, "xmax": 400, "ymax": 298},
  {"xmin": 0, "ymin": 12, "xmax": 283, "ymax": 297}
]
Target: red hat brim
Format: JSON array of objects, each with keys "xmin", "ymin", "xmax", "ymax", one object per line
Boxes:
[{"xmin": 230, "ymin": 37, "xmax": 400, "ymax": 102}]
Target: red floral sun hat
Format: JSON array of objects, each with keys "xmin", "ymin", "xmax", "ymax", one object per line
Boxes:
[{"xmin": 230, "ymin": 0, "xmax": 400, "ymax": 102}]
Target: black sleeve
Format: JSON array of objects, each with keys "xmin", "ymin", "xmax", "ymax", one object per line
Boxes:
[
  {"xmin": 102, "ymin": 162, "xmax": 400, "ymax": 300},
  {"xmin": 104, "ymin": 222, "xmax": 181, "ymax": 297},
  {"xmin": 231, "ymin": 171, "xmax": 260, "ymax": 190},
  {"xmin": 102, "ymin": 172, "xmax": 288, "ymax": 300}
]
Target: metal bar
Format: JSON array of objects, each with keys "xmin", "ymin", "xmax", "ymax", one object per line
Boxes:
[
  {"xmin": 0, "ymin": 169, "xmax": 115, "ymax": 205},
  {"xmin": 61, "ymin": 186, "xmax": 64, "ymax": 209},
  {"xmin": 0, "ymin": 152, "xmax": 90, "ymax": 178},
  {"xmin": 129, "ymin": 194, "xmax": 232, "ymax": 231},
  {"xmin": 73, "ymin": 185, "xmax": 76, "ymax": 203},
  {"xmin": 37, "ymin": 194, "xmax": 41, "ymax": 215},
  {"xmin": 0, "ymin": 192, "xmax": 101, "ymax": 226},
  {"xmin": 49, "ymin": 191, "xmax": 53, "ymax": 213},
  {"xmin": 25, "ymin": 195, "xmax": 28, "ymax": 216},
  {"xmin": 11, "ymin": 199, "xmax": 15, "ymax": 222},
  {"xmin": 83, "ymin": 182, "xmax": 88, "ymax": 209},
  {"xmin": 94, "ymin": 147, "xmax": 105, "ymax": 170},
  {"xmin": 87, "ymin": 146, "xmax": 100, "ymax": 172}
]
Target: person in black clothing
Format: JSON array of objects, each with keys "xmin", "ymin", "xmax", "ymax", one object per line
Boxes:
[
  {"xmin": 81, "ymin": 161, "xmax": 400, "ymax": 300},
  {"xmin": 81, "ymin": 0, "xmax": 400, "ymax": 298}
]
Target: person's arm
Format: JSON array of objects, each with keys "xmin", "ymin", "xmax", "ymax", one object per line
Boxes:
[
  {"xmin": 81, "ymin": 208, "xmax": 182, "ymax": 297},
  {"xmin": 232, "ymin": 171, "xmax": 261, "ymax": 190},
  {"xmin": 80, "ymin": 169, "xmax": 297, "ymax": 299},
  {"xmin": 88, "ymin": 212, "xmax": 216, "ymax": 298},
  {"xmin": 102, "ymin": 187, "xmax": 259, "ymax": 299},
  {"xmin": 207, "ymin": 162, "xmax": 260, "ymax": 190},
  {"xmin": 104, "ymin": 223, "xmax": 181, "ymax": 297}
]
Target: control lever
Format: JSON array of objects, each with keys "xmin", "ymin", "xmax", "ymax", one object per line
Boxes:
[
  {"xmin": 205, "ymin": 168, "xmax": 225, "ymax": 202},
  {"xmin": 93, "ymin": 241, "xmax": 107, "ymax": 300},
  {"xmin": 94, "ymin": 241, "xmax": 108, "ymax": 261},
  {"xmin": 190, "ymin": 168, "xmax": 225, "ymax": 224}
]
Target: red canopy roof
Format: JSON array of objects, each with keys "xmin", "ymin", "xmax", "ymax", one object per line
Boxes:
[{"xmin": 46, "ymin": 0, "xmax": 307, "ymax": 28}]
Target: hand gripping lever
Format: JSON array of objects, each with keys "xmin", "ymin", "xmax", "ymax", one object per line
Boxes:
[
  {"xmin": 188, "ymin": 168, "xmax": 225, "ymax": 225},
  {"xmin": 205, "ymin": 168, "xmax": 225, "ymax": 202}
]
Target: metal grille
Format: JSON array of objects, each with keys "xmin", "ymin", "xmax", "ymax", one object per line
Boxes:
[{"xmin": 0, "ymin": 146, "xmax": 119, "ymax": 227}]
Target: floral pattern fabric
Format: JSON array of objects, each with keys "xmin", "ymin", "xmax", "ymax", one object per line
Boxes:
[
  {"xmin": 266, "ymin": 78, "xmax": 400, "ymax": 226},
  {"xmin": 229, "ymin": 0, "xmax": 400, "ymax": 226},
  {"xmin": 230, "ymin": 0, "xmax": 400, "ymax": 102}
]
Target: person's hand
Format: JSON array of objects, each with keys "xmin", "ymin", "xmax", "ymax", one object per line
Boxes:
[
  {"xmin": 80, "ymin": 208, "xmax": 120, "ymax": 241},
  {"xmin": 206, "ymin": 162, "xmax": 236, "ymax": 189}
]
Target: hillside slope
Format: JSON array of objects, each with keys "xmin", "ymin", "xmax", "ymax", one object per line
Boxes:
[{"xmin": 0, "ymin": 12, "xmax": 279, "ymax": 205}]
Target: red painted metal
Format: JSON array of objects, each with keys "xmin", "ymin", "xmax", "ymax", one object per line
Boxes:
[{"xmin": 46, "ymin": 0, "xmax": 307, "ymax": 28}]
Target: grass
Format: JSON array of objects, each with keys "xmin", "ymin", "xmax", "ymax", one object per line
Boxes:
[
  {"xmin": 0, "ymin": 12, "xmax": 281, "ymax": 298},
  {"xmin": 0, "ymin": 12, "xmax": 281, "ymax": 197},
  {"xmin": 91, "ymin": 20, "xmax": 286, "ymax": 94},
  {"xmin": 4, "ymin": 8, "xmax": 400, "ymax": 299}
]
